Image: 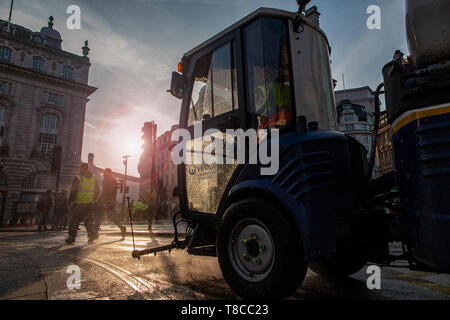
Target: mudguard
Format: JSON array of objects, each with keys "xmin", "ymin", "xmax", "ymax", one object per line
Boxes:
[{"xmin": 221, "ymin": 130, "xmax": 366, "ymax": 261}]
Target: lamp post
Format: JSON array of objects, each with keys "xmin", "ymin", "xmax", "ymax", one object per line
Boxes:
[{"xmin": 122, "ymin": 155, "xmax": 130, "ymax": 216}]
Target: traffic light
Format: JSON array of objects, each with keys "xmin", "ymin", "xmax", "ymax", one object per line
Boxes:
[
  {"xmin": 118, "ymin": 180, "xmax": 124, "ymax": 193},
  {"xmin": 51, "ymin": 146, "xmax": 62, "ymax": 172}
]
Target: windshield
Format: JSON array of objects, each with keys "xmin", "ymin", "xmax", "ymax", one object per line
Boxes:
[
  {"xmin": 188, "ymin": 42, "xmax": 238, "ymax": 127},
  {"xmin": 244, "ymin": 18, "xmax": 293, "ymax": 130}
]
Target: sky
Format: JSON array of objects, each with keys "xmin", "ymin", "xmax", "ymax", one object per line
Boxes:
[{"xmin": 1, "ymin": 0, "xmax": 408, "ymax": 176}]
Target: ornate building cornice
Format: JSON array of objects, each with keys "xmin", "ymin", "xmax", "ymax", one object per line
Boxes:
[{"xmin": 0, "ymin": 62, "xmax": 97, "ymax": 96}]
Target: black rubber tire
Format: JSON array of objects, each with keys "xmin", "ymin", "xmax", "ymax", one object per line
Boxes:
[{"xmin": 217, "ymin": 197, "xmax": 308, "ymax": 299}]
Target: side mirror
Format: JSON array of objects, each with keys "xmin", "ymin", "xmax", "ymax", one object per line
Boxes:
[{"xmin": 168, "ymin": 71, "xmax": 185, "ymax": 99}]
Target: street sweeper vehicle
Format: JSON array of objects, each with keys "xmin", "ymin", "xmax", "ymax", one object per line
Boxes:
[{"xmin": 131, "ymin": 0, "xmax": 450, "ymax": 299}]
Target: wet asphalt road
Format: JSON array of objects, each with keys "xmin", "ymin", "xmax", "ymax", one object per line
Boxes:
[{"xmin": 0, "ymin": 226, "xmax": 449, "ymax": 300}]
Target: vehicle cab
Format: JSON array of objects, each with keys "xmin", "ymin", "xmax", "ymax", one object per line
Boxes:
[
  {"xmin": 171, "ymin": 7, "xmax": 340, "ymax": 217},
  {"xmin": 168, "ymin": 7, "xmax": 369, "ymax": 299}
]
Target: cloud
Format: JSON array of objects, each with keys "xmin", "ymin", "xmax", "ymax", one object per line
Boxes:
[
  {"xmin": 3, "ymin": 0, "xmax": 409, "ymax": 176},
  {"xmin": 329, "ymin": 0, "xmax": 408, "ymax": 91}
]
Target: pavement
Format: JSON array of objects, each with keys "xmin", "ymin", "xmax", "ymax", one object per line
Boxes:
[
  {"xmin": 0, "ymin": 228, "xmax": 448, "ymax": 300},
  {"xmin": 0, "ymin": 219, "xmax": 185, "ymax": 237}
]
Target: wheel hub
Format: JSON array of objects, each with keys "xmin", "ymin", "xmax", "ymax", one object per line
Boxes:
[{"xmin": 228, "ymin": 219, "xmax": 275, "ymax": 282}]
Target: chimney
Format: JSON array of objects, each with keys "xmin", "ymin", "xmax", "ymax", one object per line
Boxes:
[{"xmin": 305, "ymin": 6, "xmax": 320, "ymax": 28}]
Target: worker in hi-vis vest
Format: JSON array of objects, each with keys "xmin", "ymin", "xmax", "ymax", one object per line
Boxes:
[
  {"xmin": 254, "ymin": 80, "xmax": 292, "ymax": 129},
  {"xmin": 66, "ymin": 162, "xmax": 100, "ymax": 245}
]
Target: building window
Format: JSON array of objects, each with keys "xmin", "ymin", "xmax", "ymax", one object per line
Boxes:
[
  {"xmin": 39, "ymin": 133, "xmax": 57, "ymax": 156},
  {"xmin": 48, "ymin": 92, "xmax": 63, "ymax": 105},
  {"xmin": 23, "ymin": 175, "xmax": 34, "ymax": 188},
  {"xmin": 32, "ymin": 56, "xmax": 45, "ymax": 71},
  {"xmin": 363, "ymin": 135, "xmax": 368, "ymax": 144},
  {"xmin": 345, "ymin": 124, "xmax": 354, "ymax": 131},
  {"xmin": 0, "ymin": 81, "xmax": 13, "ymax": 95},
  {"xmin": 62, "ymin": 65, "xmax": 73, "ymax": 79},
  {"xmin": 39, "ymin": 114, "xmax": 58, "ymax": 156},
  {"xmin": 0, "ymin": 47, "xmax": 11, "ymax": 62},
  {"xmin": 36, "ymin": 176, "xmax": 48, "ymax": 189},
  {"xmin": 344, "ymin": 114, "xmax": 354, "ymax": 122},
  {"xmin": 0, "ymin": 105, "xmax": 7, "ymax": 146},
  {"xmin": 42, "ymin": 114, "xmax": 58, "ymax": 130}
]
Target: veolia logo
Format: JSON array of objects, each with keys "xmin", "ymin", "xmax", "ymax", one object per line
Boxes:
[{"xmin": 172, "ymin": 122, "xmax": 280, "ymax": 176}]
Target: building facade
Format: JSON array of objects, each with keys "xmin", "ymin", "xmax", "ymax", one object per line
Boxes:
[
  {"xmin": 0, "ymin": 17, "xmax": 96, "ymax": 225},
  {"xmin": 334, "ymin": 86, "xmax": 379, "ymax": 176},
  {"xmin": 138, "ymin": 122, "xmax": 179, "ymax": 219},
  {"xmin": 335, "ymin": 86, "xmax": 376, "ymax": 153},
  {"xmin": 138, "ymin": 121, "xmax": 157, "ymax": 202}
]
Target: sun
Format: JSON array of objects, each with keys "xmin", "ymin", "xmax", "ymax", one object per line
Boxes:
[
  {"xmin": 112, "ymin": 133, "xmax": 142, "ymax": 160},
  {"xmin": 121, "ymin": 136, "xmax": 142, "ymax": 159}
]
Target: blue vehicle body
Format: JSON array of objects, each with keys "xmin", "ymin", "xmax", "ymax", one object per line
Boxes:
[
  {"xmin": 218, "ymin": 130, "xmax": 368, "ymax": 260},
  {"xmin": 391, "ymin": 109, "xmax": 450, "ymax": 272},
  {"xmin": 383, "ymin": 54, "xmax": 450, "ymax": 273}
]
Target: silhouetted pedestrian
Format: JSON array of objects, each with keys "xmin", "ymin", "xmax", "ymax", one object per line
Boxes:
[
  {"xmin": 94, "ymin": 168, "xmax": 126, "ymax": 240},
  {"xmin": 37, "ymin": 190, "xmax": 53, "ymax": 232},
  {"xmin": 66, "ymin": 163, "xmax": 99, "ymax": 245},
  {"xmin": 53, "ymin": 190, "xmax": 69, "ymax": 230}
]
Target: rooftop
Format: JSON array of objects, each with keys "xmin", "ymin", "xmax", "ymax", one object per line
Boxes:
[{"xmin": 0, "ymin": 16, "xmax": 90, "ymax": 62}]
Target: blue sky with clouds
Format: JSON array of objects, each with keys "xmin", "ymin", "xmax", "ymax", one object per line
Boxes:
[{"xmin": 1, "ymin": 0, "xmax": 408, "ymax": 176}]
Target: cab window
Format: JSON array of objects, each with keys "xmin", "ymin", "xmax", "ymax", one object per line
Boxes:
[
  {"xmin": 244, "ymin": 18, "xmax": 293, "ymax": 130},
  {"xmin": 188, "ymin": 42, "xmax": 238, "ymax": 127}
]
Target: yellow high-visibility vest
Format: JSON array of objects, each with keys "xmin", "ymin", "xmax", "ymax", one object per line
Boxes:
[
  {"xmin": 256, "ymin": 82, "xmax": 291, "ymax": 113},
  {"xmin": 75, "ymin": 175, "xmax": 95, "ymax": 204}
]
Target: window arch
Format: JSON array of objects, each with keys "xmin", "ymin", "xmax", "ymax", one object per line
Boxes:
[
  {"xmin": 0, "ymin": 47, "xmax": 11, "ymax": 62},
  {"xmin": 22, "ymin": 173, "xmax": 48, "ymax": 189},
  {"xmin": 32, "ymin": 56, "xmax": 45, "ymax": 71},
  {"xmin": 39, "ymin": 114, "xmax": 59, "ymax": 156},
  {"xmin": 62, "ymin": 65, "xmax": 74, "ymax": 79}
]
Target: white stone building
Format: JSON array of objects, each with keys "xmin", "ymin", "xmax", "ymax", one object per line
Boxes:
[
  {"xmin": 335, "ymin": 86, "xmax": 376, "ymax": 154},
  {"xmin": 0, "ymin": 17, "xmax": 96, "ymax": 225}
]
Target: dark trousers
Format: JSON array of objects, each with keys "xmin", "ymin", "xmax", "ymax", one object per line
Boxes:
[
  {"xmin": 93, "ymin": 205, "xmax": 123, "ymax": 236},
  {"xmin": 68, "ymin": 204, "xmax": 95, "ymax": 241},
  {"xmin": 53, "ymin": 209, "xmax": 67, "ymax": 230},
  {"xmin": 38, "ymin": 210, "xmax": 49, "ymax": 230}
]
